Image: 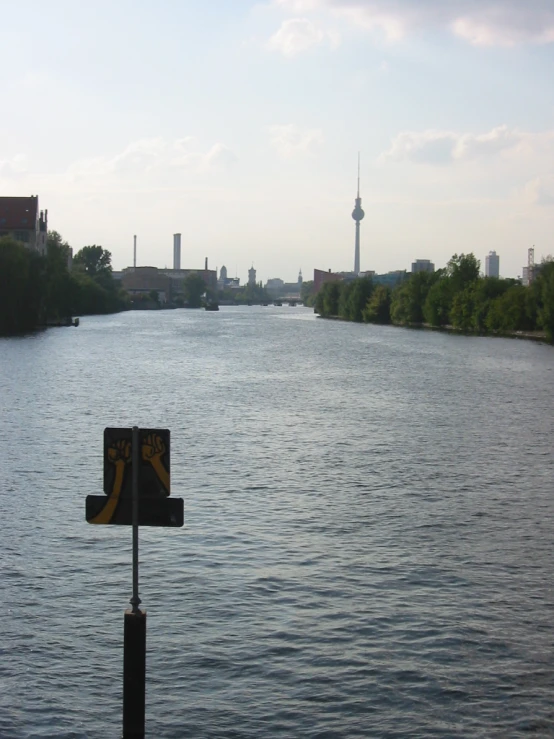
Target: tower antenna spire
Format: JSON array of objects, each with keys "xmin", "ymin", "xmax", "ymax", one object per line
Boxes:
[{"xmin": 352, "ymin": 153, "xmax": 365, "ymax": 275}]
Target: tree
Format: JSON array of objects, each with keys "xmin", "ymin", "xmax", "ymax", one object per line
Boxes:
[
  {"xmin": 339, "ymin": 276, "xmax": 373, "ymax": 322},
  {"xmin": 450, "ymin": 285, "xmax": 477, "ymax": 331},
  {"xmin": 183, "ymin": 273, "xmax": 206, "ymax": 308},
  {"xmin": 423, "ymin": 277, "xmax": 453, "ymax": 326},
  {"xmin": 447, "ymin": 253, "xmax": 480, "ymax": 293},
  {"xmin": 314, "ymin": 280, "xmax": 341, "ymax": 316},
  {"xmin": 363, "ymin": 285, "xmax": 391, "ymax": 324},
  {"xmin": 0, "ymin": 236, "xmax": 45, "ymax": 334},
  {"xmin": 535, "ymin": 259, "xmax": 554, "ymax": 341},
  {"xmin": 74, "ymin": 245, "xmax": 112, "ymax": 278},
  {"xmin": 45, "ymin": 231, "xmax": 74, "ymax": 320},
  {"xmin": 301, "ymin": 280, "xmax": 314, "ymax": 306},
  {"xmin": 390, "ymin": 271, "xmax": 438, "ymax": 325},
  {"xmin": 485, "ymin": 285, "xmax": 534, "ymax": 333}
]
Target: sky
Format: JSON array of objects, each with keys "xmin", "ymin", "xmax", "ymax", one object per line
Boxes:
[{"xmin": 1, "ymin": 0, "xmax": 554, "ymax": 282}]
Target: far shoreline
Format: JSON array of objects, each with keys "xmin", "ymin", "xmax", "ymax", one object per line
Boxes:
[{"xmin": 317, "ymin": 315, "xmax": 549, "ymax": 344}]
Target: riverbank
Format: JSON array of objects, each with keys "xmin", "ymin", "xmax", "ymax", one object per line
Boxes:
[{"xmin": 318, "ymin": 315, "xmax": 550, "ymax": 344}]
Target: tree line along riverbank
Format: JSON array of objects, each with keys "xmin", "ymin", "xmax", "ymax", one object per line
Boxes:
[
  {"xmin": 314, "ymin": 253, "xmax": 554, "ymax": 344},
  {"xmin": 0, "ymin": 232, "xmax": 265, "ymax": 336},
  {"xmin": 0, "ymin": 233, "xmax": 129, "ymax": 335}
]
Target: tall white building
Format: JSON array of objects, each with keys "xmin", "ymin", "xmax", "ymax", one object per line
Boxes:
[{"xmin": 485, "ymin": 251, "xmax": 499, "ymax": 278}]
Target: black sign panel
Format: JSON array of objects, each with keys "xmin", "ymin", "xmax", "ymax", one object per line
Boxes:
[
  {"xmin": 86, "ymin": 427, "xmax": 183, "ymax": 527},
  {"xmin": 103, "ymin": 427, "xmax": 170, "ymax": 498},
  {"xmin": 86, "ymin": 495, "xmax": 183, "ymax": 527}
]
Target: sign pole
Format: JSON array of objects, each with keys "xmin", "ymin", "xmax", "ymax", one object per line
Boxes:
[
  {"xmin": 131, "ymin": 425, "xmax": 141, "ymax": 614},
  {"xmin": 123, "ymin": 426, "xmax": 146, "ymax": 738}
]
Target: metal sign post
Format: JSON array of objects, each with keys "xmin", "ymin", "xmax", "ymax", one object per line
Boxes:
[
  {"xmin": 123, "ymin": 426, "xmax": 146, "ymax": 738},
  {"xmin": 131, "ymin": 425, "xmax": 141, "ymax": 615},
  {"xmin": 85, "ymin": 426, "xmax": 184, "ymax": 738}
]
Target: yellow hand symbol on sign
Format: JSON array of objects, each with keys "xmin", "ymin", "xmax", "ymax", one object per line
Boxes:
[
  {"xmin": 142, "ymin": 433, "xmax": 170, "ymax": 494},
  {"xmin": 90, "ymin": 440, "xmax": 131, "ymax": 524}
]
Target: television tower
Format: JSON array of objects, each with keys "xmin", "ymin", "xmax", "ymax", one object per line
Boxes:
[{"xmin": 352, "ymin": 153, "xmax": 365, "ymax": 274}]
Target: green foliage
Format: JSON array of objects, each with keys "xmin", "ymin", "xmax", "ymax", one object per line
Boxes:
[
  {"xmin": 183, "ymin": 273, "xmax": 206, "ymax": 308},
  {"xmin": 311, "ymin": 250, "xmax": 554, "ymax": 343},
  {"xmin": 485, "ymin": 285, "xmax": 534, "ymax": 332},
  {"xmin": 73, "ymin": 245, "xmax": 112, "ymax": 278},
  {"xmin": 314, "ymin": 280, "xmax": 343, "ymax": 316},
  {"xmin": 363, "ymin": 285, "xmax": 391, "ymax": 324},
  {"xmin": 535, "ymin": 259, "xmax": 554, "ymax": 341},
  {"xmin": 335, "ymin": 277, "xmax": 373, "ymax": 321},
  {"xmin": 450, "ymin": 284, "xmax": 478, "ymax": 331},
  {"xmin": 300, "ymin": 280, "xmax": 315, "ymax": 306},
  {"xmin": 447, "ymin": 253, "xmax": 480, "ymax": 293},
  {"xmin": 390, "ymin": 271, "xmax": 438, "ymax": 324},
  {"xmin": 46, "ymin": 232, "xmax": 74, "ymax": 320},
  {"xmin": 423, "ymin": 276, "xmax": 453, "ymax": 326},
  {"xmin": 0, "ymin": 236, "xmax": 45, "ymax": 334}
]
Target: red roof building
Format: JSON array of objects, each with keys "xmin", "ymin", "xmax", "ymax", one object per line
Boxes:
[{"xmin": 0, "ymin": 196, "xmax": 48, "ymax": 255}]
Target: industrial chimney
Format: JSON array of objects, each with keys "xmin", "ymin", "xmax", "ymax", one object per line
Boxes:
[
  {"xmin": 173, "ymin": 233, "xmax": 181, "ymax": 270},
  {"xmin": 205, "ymin": 257, "xmax": 208, "ymax": 271},
  {"xmin": 133, "ymin": 235, "xmax": 137, "ymax": 270}
]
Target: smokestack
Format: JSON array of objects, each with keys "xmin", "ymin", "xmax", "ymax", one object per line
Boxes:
[
  {"xmin": 173, "ymin": 233, "xmax": 181, "ymax": 270},
  {"xmin": 133, "ymin": 235, "xmax": 137, "ymax": 269},
  {"xmin": 205, "ymin": 257, "xmax": 208, "ymax": 271}
]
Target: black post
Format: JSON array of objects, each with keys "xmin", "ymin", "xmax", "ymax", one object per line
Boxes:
[
  {"xmin": 123, "ymin": 426, "xmax": 146, "ymax": 738},
  {"xmin": 123, "ymin": 609, "xmax": 147, "ymax": 738}
]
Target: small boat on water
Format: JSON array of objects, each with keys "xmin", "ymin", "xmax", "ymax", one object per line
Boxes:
[{"xmin": 205, "ymin": 303, "xmax": 219, "ymax": 311}]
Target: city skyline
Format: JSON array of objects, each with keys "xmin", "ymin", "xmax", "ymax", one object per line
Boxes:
[{"xmin": 1, "ymin": 1, "xmax": 553, "ymax": 282}]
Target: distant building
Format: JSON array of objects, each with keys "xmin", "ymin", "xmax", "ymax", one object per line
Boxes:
[
  {"xmin": 314, "ymin": 268, "xmax": 342, "ymax": 293},
  {"xmin": 121, "ymin": 265, "xmax": 217, "ymax": 303},
  {"xmin": 352, "ymin": 154, "xmax": 365, "ymax": 275},
  {"xmin": 121, "ymin": 267, "xmax": 172, "ymax": 304},
  {"xmin": 173, "ymin": 234, "xmax": 181, "ymax": 270},
  {"xmin": 265, "ymin": 278, "xmax": 285, "ymax": 298},
  {"xmin": 218, "ymin": 265, "xmax": 241, "ymax": 290},
  {"xmin": 522, "ymin": 263, "xmax": 544, "ymax": 286},
  {"xmin": 161, "ymin": 267, "xmax": 217, "ymax": 294},
  {"xmin": 374, "ymin": 271, "xmax": 407, "ymax": 288},
  {"xmin": 248, "ymin": 265, "xmax": 256, "ymax": 287},
  {"xmin": 485, "ymin": 251, "xmax": 499, "ymax": 278},
  {"xmin": 411, "ymin": 259, "xmax": 434, "ymax": 274},
  {"xmin": 265, "ymin": 272, "xmax": 303, "ymax": 298},
  {"xmin": 0, "ymin": 196, "xmax": 48, "ymax": 255}
]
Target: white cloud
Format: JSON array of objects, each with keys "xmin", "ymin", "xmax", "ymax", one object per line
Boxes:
[
  {"xmin": 67, "ymin": 137, "xmax": 237, "ymax": 184},
  {"xmin": 522, "ymin": 177, "xmax": 554, "ymax": 206},
  {"xmin": 381, "ymin": 126, "xmax": 535, "ymax": 164},
  {"xmin": 0, "ymin": 154, "xmax": 28, "ymax": 179},
  {"xmin": 273, "ymin": 0, "xmax": 554, "ymax": 46},
  {"xmin": 267, "ymin": 18, "xmax": 338, "ymax": 56},
  {"xmin": 203, "ymin": 143, "xmax": 238, "ymax": 171},
  {"xmin": 268, "ymin": 124, "xmax": 324, "ymax": 156}
]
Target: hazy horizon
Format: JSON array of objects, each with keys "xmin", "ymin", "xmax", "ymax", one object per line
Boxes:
[{"xmin": 1, "ymin": 0, "xmax": 553, "ymax": 283}]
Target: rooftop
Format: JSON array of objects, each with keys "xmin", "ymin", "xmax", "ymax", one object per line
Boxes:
[{"xmin": 0, "ymin": 196, "xmax": 39, "ymax": 231}]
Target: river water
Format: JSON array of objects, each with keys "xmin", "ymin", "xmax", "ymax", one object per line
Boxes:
[{"xmin": 1, "ymin": 306, "xmax": 553, "ymax": 738}]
